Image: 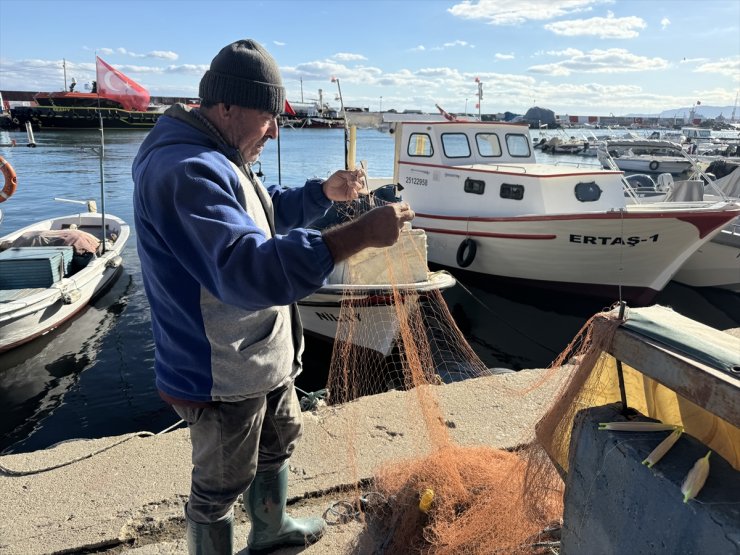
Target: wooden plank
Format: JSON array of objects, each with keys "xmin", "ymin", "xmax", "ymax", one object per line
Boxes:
[{"xmin": 595, "ymin": 318, "xmax": 740, "ymax": 427}]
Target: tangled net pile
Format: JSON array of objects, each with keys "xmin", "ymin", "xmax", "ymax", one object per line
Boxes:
[{"xmin": 315, "ymin": 186, "xmax": 627, "ymax": 553}]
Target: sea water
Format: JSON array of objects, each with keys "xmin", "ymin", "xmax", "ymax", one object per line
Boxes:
[{"xmin": 0, "ymin": 127, "xmax": 738, "ymax": 455}]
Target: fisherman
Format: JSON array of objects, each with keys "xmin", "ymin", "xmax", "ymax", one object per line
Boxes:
[{"xmin": 132, "ymin": 39, "xmax": 414, "ymax": 554}]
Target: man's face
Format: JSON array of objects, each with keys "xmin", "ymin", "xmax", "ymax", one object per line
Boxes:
[{"xmin": 222, "ymin": 106, "xmax": 279, "ymax": 163}]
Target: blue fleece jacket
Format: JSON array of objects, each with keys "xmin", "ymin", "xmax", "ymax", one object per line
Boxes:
[{"xmin": 132, "ymin": 108, "xmax": 335, "ymax": 402}]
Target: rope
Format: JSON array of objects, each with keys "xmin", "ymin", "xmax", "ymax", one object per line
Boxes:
[
  {"xmin": 455, "ymin": 279, "xmax": 560, "ymax": 355},
  {"xmin": 0, "ymin": 419, "xmax": 186, "ymax": 477}
]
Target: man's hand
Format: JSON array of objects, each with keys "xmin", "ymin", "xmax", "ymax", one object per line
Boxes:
[
  {"xmin": 322, "ymin": 168, "xmax": 368, "ymax": 201},
  {"xmin": 321, "ymin": 202, "xmax": 416, "ymax": 262}
]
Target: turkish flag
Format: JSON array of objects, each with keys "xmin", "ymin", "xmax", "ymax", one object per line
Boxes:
[
  {"xmin": 284, "ymin": 99, "xmax": 296, "ymax": 116},
  {"xmin": 96, "ymin": 57, "xmax": 150, "ymax": 112}
]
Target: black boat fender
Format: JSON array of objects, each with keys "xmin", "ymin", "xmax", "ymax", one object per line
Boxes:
[
  {"xmin": 456, "ymin": 237, "xmax": 477, "ymax": 268},
  {"xmin": 649, "ymin": 160, "xmax": 660, "ymax": 171}
]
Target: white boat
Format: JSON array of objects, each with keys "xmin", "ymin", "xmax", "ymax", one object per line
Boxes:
[
  {"xmin": 620, "ymin": 160, "xmax": 740, "ymax": 292},
  {"xmin": 298, "ymin": 270, "xmax": 456, "ymax": 357},
  {"xmin": 374, "ymin": 120, "xmax": 740, "ymax": 306},
  {"xmin": 597, "ymin": 138, "xmax": 694, "ymax": 175},
  {"xmin": 0, "ymin": 211, "xmax": 130, "ymax": 352}
]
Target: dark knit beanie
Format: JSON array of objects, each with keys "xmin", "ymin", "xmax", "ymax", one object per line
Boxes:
[{"xmin": 199, "ymin": 39, "xmax": 285, "ymax": 115}]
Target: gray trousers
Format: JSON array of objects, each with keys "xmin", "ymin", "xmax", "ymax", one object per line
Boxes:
[{"xmin": 173, "ymin": 381, "xmax": 303, "ymax": 524}]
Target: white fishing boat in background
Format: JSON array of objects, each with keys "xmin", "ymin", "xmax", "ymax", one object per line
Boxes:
[
  {"xmin": 597, "ymin": 138, "xmax": 694, "ymax": 175},
  {"xmin": 0, "ymin": 210, "xmax": 129, "ymax": 352},
  {"xmin": 371, "ymin": 120, "xmax": 740, "ymax": 306},
  {"xmin": 615, "ymin": 148, "xmax": 740, "ymax": 292}
]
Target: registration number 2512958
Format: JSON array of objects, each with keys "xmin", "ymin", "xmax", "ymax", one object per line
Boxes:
[{"xmin": 405, "ymin": 176, "xmax": 428, "ymax": 186}]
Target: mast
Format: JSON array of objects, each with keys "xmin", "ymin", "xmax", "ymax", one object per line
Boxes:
[{"xmin": 63, "ymin": 58, "xmax": 67, "ymax": 92}]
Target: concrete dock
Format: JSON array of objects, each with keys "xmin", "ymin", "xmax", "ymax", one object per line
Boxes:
[{"xmin": 0, "ymin": 368, "xmax": 566, "ymax": 555}]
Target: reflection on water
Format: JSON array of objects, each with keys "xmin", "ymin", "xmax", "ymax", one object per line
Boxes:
[
  {"xmin": 0, "ymin": 274, "xmax": 132, "ymax": 452},
  {"xmin": 1, "ymin": 128, "xmax": 738, "ymax": 455}
]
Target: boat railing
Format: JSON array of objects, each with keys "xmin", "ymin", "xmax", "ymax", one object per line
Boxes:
[{"xmin": 550, "ymin": 160, "xmax": 604, "ymax": 170}]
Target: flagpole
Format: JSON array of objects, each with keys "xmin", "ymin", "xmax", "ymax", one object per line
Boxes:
[{"xmin": 94, "ymin": 55, "xmax": 107, "ymax": 254}]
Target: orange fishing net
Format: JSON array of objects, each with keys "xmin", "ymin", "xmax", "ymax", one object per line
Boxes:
[{"xmin": 313, "ymin": 189, "xmax": 629, "ymax": 553}]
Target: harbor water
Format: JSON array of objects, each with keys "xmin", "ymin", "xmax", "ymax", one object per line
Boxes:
[{"xmin": 1, "ymin": 127, "xmax": 738, "ymax": 455}]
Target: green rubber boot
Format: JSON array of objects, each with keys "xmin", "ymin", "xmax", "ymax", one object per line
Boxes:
[
  {"xmin": 185, "ymin": 506, "xmax": 234, "ymax": 555},
  {"xmin": 244, "ymin": 464, "xmax": 326, "ymax": 554}
]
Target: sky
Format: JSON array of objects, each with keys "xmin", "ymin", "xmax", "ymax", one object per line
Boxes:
[{"xmin": 0, "ymin": 0, "xmax": 738, "ymax": 117}]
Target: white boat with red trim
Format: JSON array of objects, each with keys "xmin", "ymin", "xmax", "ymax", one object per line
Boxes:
[{"xmin": 375, "ymin": 120, "xmax": 740, "ymax": 306}]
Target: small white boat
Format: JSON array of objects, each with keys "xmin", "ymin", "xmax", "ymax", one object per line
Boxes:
[
  {"xmin": 298, "ymin": 270, "xmax": 456, "ymax": 357},
  {"xmin": 375, "ymin": 120, "xmax": 740, "ymax": 305},
  {"xmin": 0, "ymin": 211, "xmax": 129, "ymax": 352},
  {"xmin": 598, "ymin": 139, "xmax": 694, "ymax": 175}
]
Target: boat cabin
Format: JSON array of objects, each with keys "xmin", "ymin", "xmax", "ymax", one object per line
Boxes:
[
  {"xmin": 681, "ymin": 127, "xmax": 713, "ymax": 141},
  {"xmin": 390, "ymin": 120, "xmax": 627, "ymax": 217}
]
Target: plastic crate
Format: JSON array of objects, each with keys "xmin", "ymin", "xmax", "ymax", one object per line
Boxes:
[{"xmin": 0, "ymin": 246, "xmax": 74, "ymax": 289}]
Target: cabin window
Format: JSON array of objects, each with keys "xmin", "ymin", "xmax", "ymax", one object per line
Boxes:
[
  {"xmin": 464, "ymin": 178, "xmax": 486, "ymax": 195},
  {"xmin": 407, "ymin": 133, "xmax": 433, "ymax": 157},
  {"xmin": 500, "ymin": 183, "xmax": 524, "ymax": 200},
  {"xmin": 505, "ymin": 134, "xmax": 532, "ymax": 157},
  {"xmin": 574, "ymin": 181, "xmax": 602, "ymax": 202},
  {"xmin": 441, "ymin": 133, "xmax": 471, "ymax": 158},
  {"xmin": 476, "ymin": 133, "xmax": 502, "ymax": 157}
]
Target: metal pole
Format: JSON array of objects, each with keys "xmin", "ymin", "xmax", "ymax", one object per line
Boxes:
[
  {"xmin": 616, "ymin": 301, "xmax": 629, "ymax": 414},
  {"xmin": 332, "ymin": 77, "xmax": 349, "ymax": 169},
  {"xmin": 94, "ymin": 54, "xmax": 107, "ymax": 253}
]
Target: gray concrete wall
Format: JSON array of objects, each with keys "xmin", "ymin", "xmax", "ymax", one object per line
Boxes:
[{"xmin": 561, "ymin": 403, "xmax": 740, "ymax": 555}]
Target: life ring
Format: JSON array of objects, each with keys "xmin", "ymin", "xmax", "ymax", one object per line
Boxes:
[
  {"xmin": 456, "ymin": 237, "xmax": 477, "ymax": 268},
  {"xmin": 0, "ymin": 156, "xmax": 18, "ymax": 203},
  {"xmin": 649, "ymin": 160, "xmax": 660, "ymax": 171}
]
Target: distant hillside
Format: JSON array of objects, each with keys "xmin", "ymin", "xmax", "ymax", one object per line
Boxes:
[{"xmin": 625, "ymin": 105, "xmax": 737, "ymax": 120}]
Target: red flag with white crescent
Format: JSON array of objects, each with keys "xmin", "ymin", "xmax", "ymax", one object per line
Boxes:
[{"xmin": 95, "ymin": 56, "xmax": 150, "ymax": 112}]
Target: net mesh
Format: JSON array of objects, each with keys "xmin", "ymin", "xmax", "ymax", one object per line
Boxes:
[{"xmin": 310, "ymin": 189, "xmax": 626, "ymax": 553}]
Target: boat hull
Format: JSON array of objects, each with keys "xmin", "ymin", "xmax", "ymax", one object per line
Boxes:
[
  {"xmin": 9, "ymin": 106, "xmax": 162, "ymax": 130},
  {"xmin": 614, "ymin": 158, "xmax": 693, "ymax": 175},
  {"xmin": 297, "ymin": 271, "xmax": 456, "ymax": 356},
  {"xmin": 0, "ymin": 213, "xmax": 130, "ymax": 352},
  {"xmin": 672, "ymin": 223, "xmax": 740, "ymax": 291},
  {"xmin": 414, "ymin": 207, "xmax": 739, "ymax": 306}
]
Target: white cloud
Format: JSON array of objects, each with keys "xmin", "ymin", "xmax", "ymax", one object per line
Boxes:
[
  {"xmin": 431, "ymin": 40, "xmax": 475, "ymax": 51},
  {"xmin": 545, "ymin": 48, "xmax": 584, "ymax": 57},
  {"xmin": 694, "ymin": 56, "xmax": 740, "ymax": 82},
  {"xmin": 332, "ymin": 53, "xmax": 368, "ymax": 61},
  {"xmin": 660, "ymin": 17, "xmax": 671, "ymax": 30},
  {"xmin": 97, "ymin": 47, "xmax": 178, "ymax": 60},
  {"xmin": 495, "ymin": 53, "xmax": 515, "ymax": 60},
  {"xmin": 448, "ymin": 0, "xmax": 610, "ymax": 25},
  {"xmin": 273, "ymin": 41, "xmax": 286, "ymax": 46},
  {"xmin": 149, "ymin": 51, "xmax": 179, "ymax": 61},
  {"xmin": 544, "ymin": 12, "xmax": 646, "ymax": 38},
  {"xmin": 528, "ymin": 48, "xmax": 669, "ymax": 75},
  {"xmin": 443, "ymin": 40, "xmax": 473, "ymax": 48},
  {"xmin": 410, "ymin": 45, "xmax": 426, "ymax": 52}
]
